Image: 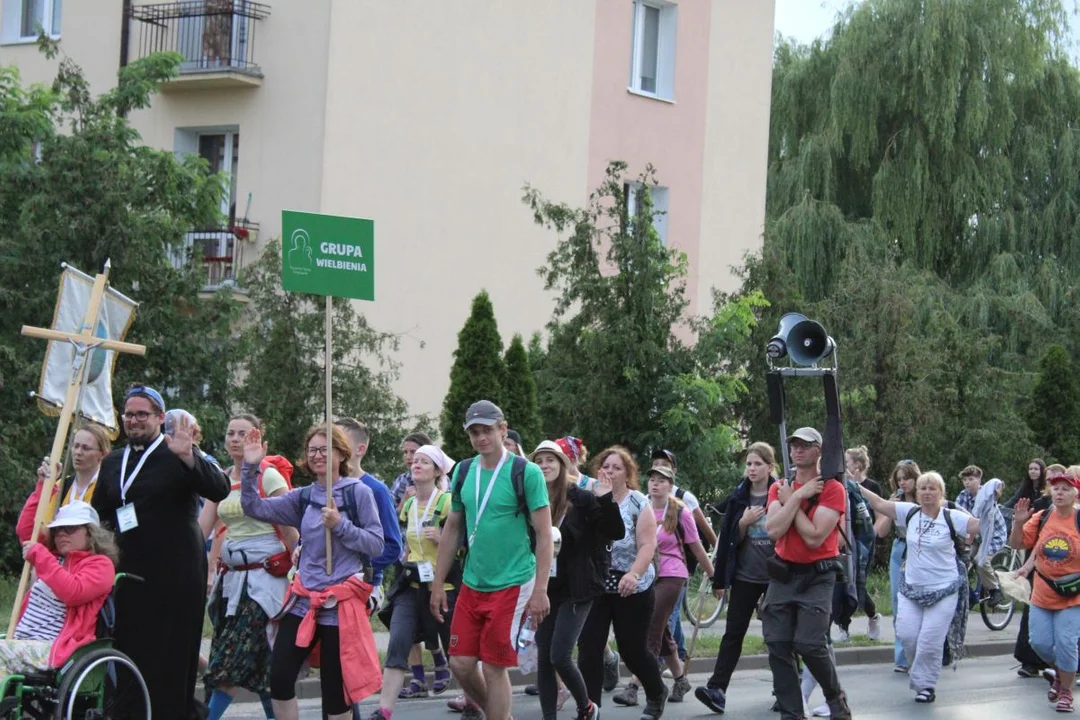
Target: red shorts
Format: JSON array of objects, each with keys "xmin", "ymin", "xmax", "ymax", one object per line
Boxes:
[{"xmin": 448, "ymin": 578, "xmax": 534, "ymax": 667}]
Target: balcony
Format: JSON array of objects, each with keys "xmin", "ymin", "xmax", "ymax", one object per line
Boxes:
[
  {"xmin": 130, "ymin": 1, "xmax": 271, "ymax": 91},
  {"xmin": 170, "ymin": 222, "xmax": 258, "ymax": 299}
]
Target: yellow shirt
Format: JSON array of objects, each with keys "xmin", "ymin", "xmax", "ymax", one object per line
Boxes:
[
  {"xmin": 217, "ymin": 466, "xmax": 288, "ymax": 538},
  {"xmin": 399, "ymin": 490, "xmax": 454, "ymax": 590},
  {"xmin": 46, "ymin": 476, "xmax": 97, "ymax": 519}
]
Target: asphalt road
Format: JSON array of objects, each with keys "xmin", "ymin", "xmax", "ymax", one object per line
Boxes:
[{"xmin": 223, "ymin": 654, "xmax": 1054, "ymax": 719}]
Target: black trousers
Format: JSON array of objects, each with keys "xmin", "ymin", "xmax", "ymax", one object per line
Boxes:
[
  {"xmin": 708, "ymin": 579, "xmax": 769, "ymax": 691},
  {"xmin": 762, "ymin": 569, "xmax": 845, "ymax": 720},
  {"xmin": 577, "ymin": 587, "xmax": 666, "ymax": 707},
  {"xmin": 537, "ymin": 598, "xmax": 593, "ymax": 719},
  {"xmin": 271, "ymin": 613, "xmax": 348, "ymax": 715}
]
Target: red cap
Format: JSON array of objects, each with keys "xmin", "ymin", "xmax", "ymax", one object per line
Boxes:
[
  {"xmin": 555, "ymin": 436, "xmax": 584, "ymax": 463},
  {"xmin": 1049, "ymin": 474, "xmax": 1080, "ymax": 492}
]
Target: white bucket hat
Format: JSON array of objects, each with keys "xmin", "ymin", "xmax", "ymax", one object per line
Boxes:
[{"xmin": 48, "ymin": 501, "xmax": 100, "ymax": 529}]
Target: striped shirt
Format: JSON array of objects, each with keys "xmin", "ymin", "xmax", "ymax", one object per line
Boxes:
[{"xmin": 13, "ymin": 578, "xmax": 66, "ymax": 641}]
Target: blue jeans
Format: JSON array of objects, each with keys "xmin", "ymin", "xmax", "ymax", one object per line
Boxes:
[
  {"xmin": 1029, "ymin": 604, "xmax": 1080, "ymax": 672},
  {"xmin": 667, "ymin": 584, "xmax": 688, "ymax": 661},
  {"xmin": 889, "ymin": 539, "xmax": 906, "ymax": 667}
]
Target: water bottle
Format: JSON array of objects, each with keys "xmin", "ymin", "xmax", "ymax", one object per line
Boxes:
[{"xmin": 516, "ymin": 614, "xmax": 538, "ymax": 674}]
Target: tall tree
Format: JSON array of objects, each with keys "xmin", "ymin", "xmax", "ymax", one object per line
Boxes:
[
  {"xmin": 236, "ymin": 239, "xmax": 419, "ymax": 482},
  {"xmin": 0, "ymin": 45, "xmax": 236, "ymax": 569},
  {"xmin": 439, "ymin": 291, "xmax": 506, "ymax": 461},
  {"xmin": 524, "ymin": 161, "xmax": 762, "ymax": 497},
  {"xmin": 502, "ymin": 334, "xmax": 541, "ymax": 450},
  {"xmin": 1027, "ymin": 345, "xmax": 1080, "ymax": 464},
  {"xmin": 727, "ymin": 0, "xmax": 1075, "ymax": 483}
]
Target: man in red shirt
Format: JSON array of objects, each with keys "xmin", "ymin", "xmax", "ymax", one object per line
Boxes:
[{"xmin": 763, "ymin": 427, "xmax": 852, "ymax": 720}]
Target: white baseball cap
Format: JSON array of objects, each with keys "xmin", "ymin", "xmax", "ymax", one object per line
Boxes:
[{"xmin": 48, "ymin": 501, "xmax": 100, "ymax": 529}]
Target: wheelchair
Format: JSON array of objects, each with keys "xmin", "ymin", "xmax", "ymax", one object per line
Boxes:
[{"xmin": 0, "ymin": 573, "xmax": 150, "ymax": 720}]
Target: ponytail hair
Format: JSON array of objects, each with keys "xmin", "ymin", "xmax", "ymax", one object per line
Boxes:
[{"xmin": 662, "ymin": 496, "xmax": 685, "ymax": 534}]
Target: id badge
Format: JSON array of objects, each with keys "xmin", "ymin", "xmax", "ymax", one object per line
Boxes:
[
  {"xmin": 116, "ymin": 504, "xmax": 139, "ymax": 533},
  {"xmin": 417, "ymin": 561, "xmax": 435, "ymax": 583}
]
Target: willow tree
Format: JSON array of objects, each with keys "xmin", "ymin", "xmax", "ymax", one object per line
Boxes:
[{"xmin": 729, "ymin": 0, "xmax": 1080, "ymax": 482}]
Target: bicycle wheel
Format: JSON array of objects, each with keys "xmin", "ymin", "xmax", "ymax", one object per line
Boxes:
[
  {"xmin": 979, "ymin": 549, "xmax": 1017, "ymax": 631},
  {"xmin": 682, "ymin": 569, "xmax": 725, "ymax": 629}
]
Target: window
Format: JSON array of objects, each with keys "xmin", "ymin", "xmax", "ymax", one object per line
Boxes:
[
  {"xmin": 7, "ymin": 0, "xmax": 61, "ymax": 41},
  {"xmin": 626, "ymin": 183, "xmax": 670, "ymax": 245},
  {"xmin": 629, "ymin": 0, "xmax": 676, "ymax": 101}
]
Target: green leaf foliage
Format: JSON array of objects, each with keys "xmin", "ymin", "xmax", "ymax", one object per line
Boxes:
[
  {"xmin": 1027, "ymin": 345, "xmax": 1080, "ymax": 464},
  {"xmin": 439, "ymin": 291, "xmax": 507, "ymax": 462}
]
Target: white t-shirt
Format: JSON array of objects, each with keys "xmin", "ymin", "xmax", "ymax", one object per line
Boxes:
[
  {"xmin": 895, "ymin": 501, "xmax": 970, "ymax": 590},
  {"xmin": 674, "ymin": 485, "xmax": 699, "ymax": 512}
]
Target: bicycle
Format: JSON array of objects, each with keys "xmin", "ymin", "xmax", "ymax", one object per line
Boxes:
[
  {"xmin": 682, "ymin": 505, "xmax": 727, "ymax": 629},
  {"xmin": 967, "ymin": 545, "xmax": 1023, "ymax": 631}
]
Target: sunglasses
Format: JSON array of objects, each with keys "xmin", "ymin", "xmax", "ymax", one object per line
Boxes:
[{"xmin": 53, "ymin": 525, "xmax": 86, "ymax": 536}]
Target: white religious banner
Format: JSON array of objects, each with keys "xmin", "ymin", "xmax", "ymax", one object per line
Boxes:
[{"xmin": 36, "ymin": 264, "xmax": 138, "ymax": 435}]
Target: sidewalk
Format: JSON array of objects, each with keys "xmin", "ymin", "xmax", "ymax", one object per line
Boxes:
[{"xmin": 212, "ymin": 609, "xmax": 1020, "ymax": 702}]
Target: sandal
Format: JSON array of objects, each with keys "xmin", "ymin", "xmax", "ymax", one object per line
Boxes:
[
  {"xmin": 433, "ymin": 663, "xmax": 452, "ymax": 695},
  {"xmin": 399, "ymin": 679, "xmax": 429, "ymax": 699},
  {"xmin": 1057, "ymin": 688, "xmax": 1075, "ymax": 713},
  {"xmin": 914, "ymin": 689, "xmax": 935, "ymax": 704}
]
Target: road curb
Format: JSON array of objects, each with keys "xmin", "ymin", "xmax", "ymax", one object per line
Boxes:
[{"xmin": 219, "ymin": 640, "xmax": 1017, "ymax": 703}]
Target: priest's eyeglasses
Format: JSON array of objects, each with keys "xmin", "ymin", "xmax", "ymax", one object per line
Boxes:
[{"xmin": 122, "ymin": 411, "xmax": 153, "ymax": 421}]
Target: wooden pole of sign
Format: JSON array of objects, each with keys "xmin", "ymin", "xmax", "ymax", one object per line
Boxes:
[
  {"xmin": 8, "ymin": 262, "xmax": 147, "ymax": 636},
  {"xmin": 325, "ymin": 295, "xmax": 334, "ymax": 574}
]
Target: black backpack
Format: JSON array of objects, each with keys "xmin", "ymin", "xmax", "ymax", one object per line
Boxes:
[{"xmin": 451, "ymin": 455, "xmax": 534, "ymax": 552}]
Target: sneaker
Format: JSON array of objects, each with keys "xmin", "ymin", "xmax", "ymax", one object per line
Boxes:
[
  {"xmin": 833, "ymin": 628, "xmax": 850, "ymax": 643},
  {"xmin": 828, "ymin": 692, "xmax": 853, "ymax": 720},
  {"xmin": 914, "ymin": 689, "xmax": 936, "ymax": 704},
  {"xmin": 399, "ymin": 679, "xmax": 429, "ymax": 699},
  {"xmin": 613, "ymin": 682, "xmax": 640, "ymax": 707},
  {"xmin": 447, "ymin": 695, "xmax": 467, "ymax": 713},
  {"xmin": 811, "ymin": 703, "xmax": 831, "ymax": 717},
  {"xmin": 662, "ymin": 667, "xmax": 673, "ymax": 679},
  {"xmin": 987, "ymin": 588, "xmax": 1006, "ymax": 608},
  {"xmin": 1019, "ymin": 665, "xmax": 1043, "ymax": 678},
  {"xmin": 867, "ymin": 614, "xmax": 882, "ymax": 641},
  {"xmin": 461, "ymin": 701, "xmax": 484, "ymax": 720},
  {"xmin": 670, "ymin": 675, "xmax": 692, "ymax": 703},
  {"xmin": 367, "ymin": 710, "xmax": 391, "ymax": 720},
  {"xmin": 694, "ymin": 686, "xmax": 727, "ymax": 714},
  {"xmin": 1058, "ymin": 688, "xmax": 1075, "ymax": 713},
  {"xmin": 639, "ymin": 685, "xmax": 669, "ymax": 720},
  {"xmin": 576, "ymin": 701, "xmax": 599, "ymax": 720},
  {"xmin": 893, "ymin": 665, "xmax": 909, "ymax": 674},
  {"xmin": 603, "ymin": 651, "xmax": 621, "ymax": 692},
  {"xmin": 524, "ymin": 684, "xmax": 539, "ymax": 696}
]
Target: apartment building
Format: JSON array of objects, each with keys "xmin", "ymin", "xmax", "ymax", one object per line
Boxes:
[{"xmin": 1, "ymin": 0, "xmax": 776, "ymax": 419}]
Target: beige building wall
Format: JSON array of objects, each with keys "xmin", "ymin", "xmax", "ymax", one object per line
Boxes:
[
  {"xmin": 697, "ymin": 0, "xmax": 776, "ymax": 309},
  {"xmin": 319, "ymin": 0, "xmax": 597, "ymax": 418}
]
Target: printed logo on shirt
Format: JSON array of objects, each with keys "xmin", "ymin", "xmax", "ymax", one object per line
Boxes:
[
  {"xmin": 1042, "ymin": 534, "xmax": 1075, "ymax": 566},
  {"xmin": 449, "ymin": 634, "xmax": 458, "ymax": 648}
]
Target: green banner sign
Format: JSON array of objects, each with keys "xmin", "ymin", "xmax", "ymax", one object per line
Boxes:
[{"xmin": 280, "ymin": 210, "xmax": 375, "ymax": 301}]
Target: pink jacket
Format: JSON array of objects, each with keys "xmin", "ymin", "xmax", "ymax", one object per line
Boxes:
[
  {"xmin": 286, "ymin": 575, "xmax": 382, "ymax": 704},
  {"xmin": 20, "ymin": 546, "xmax": 114, "ymax": 667},
  {"xmin": 17, "ymin": 481, "xmax": 53, "ymax": 544}
]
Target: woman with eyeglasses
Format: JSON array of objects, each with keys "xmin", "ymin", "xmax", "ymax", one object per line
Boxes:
[
  {"xmin": 862, "ymin": 473, "xmax": 978, "ymax": 703},
  {"xmin": 18, "ymin": 424, "xmax": 110, "ymax": 543},
  {"xmin": 873, "ymin": 460, "xmax": 921, "ymax": 673},
  {"xmin": 240, "ymin": 425, "xmax": 385, "ymax": 720},
  {"xmin": 198, "ymin": 414, "xmax": 300, "ymax": 720}
]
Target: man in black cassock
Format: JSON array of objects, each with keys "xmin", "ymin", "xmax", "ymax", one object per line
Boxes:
[{"xmin": 93, "ymin": 385, "xmax": 230, "ymax": 720}]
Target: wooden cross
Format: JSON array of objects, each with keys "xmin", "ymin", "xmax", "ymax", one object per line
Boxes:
[{"xmin": 8, "ymin": 260, "xmax": 146, "ymax": 636}]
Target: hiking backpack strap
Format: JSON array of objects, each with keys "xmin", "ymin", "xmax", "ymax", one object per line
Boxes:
[{"xmin": 510, "ymin": 455, "xmax": 536, "ymax": 552}]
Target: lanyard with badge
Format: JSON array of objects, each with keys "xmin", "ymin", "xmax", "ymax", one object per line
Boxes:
[
  {"xmin": 469, "ymin": 448, "xmax": 508, "ymax": 548},
  {"xmin": 411, "ymin": 489, "xmax": 441, "ymax": 582},
  {"xmin": 117, "ymin": 434, "xmax": 165, "ymax": 532}
]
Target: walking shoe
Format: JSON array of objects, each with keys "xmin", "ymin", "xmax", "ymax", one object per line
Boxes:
[
  {"xmin": 1057, "ymin": 688, "xmax": 1075, "ymax": 713},
  {"xmin": 461, "ymin": 703, "xmax": 484, "ymax": 720},
  {"xmin": 811, "ymin": 703, "xmax": 831, "ymax": 717},
  {"xmin": 670, "ymin": 675, "xmax": 692, "ymax": 702},
  {"xmin": 694, "ymin": 686, "xmax": 726, "ymax": 714},
  {"xmin": 893, "ymin": 665, "xmax": 909, "ymax": 674},
  {"xmin": 613, "ymin": 682, "xmax": 640, "ymax": 706},
  {"xmin": 447, "ymin": 695, "xmax": 467, "ymax": 713},
  {"xmin": 828, "ymin": 692, "xmax": 853, "ymax": 720},
  {"xmin": 603, "ymin": 651, "xmax": 621, "ymax": 692},
  {"xmin": 576, "ymin": 701, "xmax": 599, "ymax": 720},
  {"xmin": 524, "ymin": 684, "xmax": 539, "ymax": 696},
  {"xmin": 867, "ymin": 613, "xmax": 882, "ymax": 640},
  {"xmin": 1019, "ymin": 665, "xmax": 1043, "ymax": 678},
  {"xmin": 914, "ymin": 689, "xmax": 936, "ymax": 704},
  {"xmin": 399, "ymin": 679, "xmax": 429, "ymax": 699},
  {"xmin": 832, "ymin": 628, "xmax": 850, "ymax": 643},
  {"xmin": 662, "ymin": 667, "xmax": 673, "ymax": 678},
  {"xmin": 639, "ymin": 685, "xmax": 669, "ymax": 720}
]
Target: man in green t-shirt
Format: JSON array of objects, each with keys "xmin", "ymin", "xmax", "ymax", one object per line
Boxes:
[{"xmin": 431, "ymin": 400, "xmax": 553, "ymax": 720}]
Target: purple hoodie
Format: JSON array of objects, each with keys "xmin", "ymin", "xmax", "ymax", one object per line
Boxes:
[{"xmin": 240, "ymin": 462, "xmax": 384, "ymax": 624}]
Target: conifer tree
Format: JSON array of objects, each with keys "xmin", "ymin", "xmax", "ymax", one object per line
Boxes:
[{"xmin": 503, "ymin": 334, "xmax": 541, "ymax": 450}]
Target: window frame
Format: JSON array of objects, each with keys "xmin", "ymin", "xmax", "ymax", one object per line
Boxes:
[
  {"xmin": 625, "ymin": 182, "xmax": 671, "ymax": 246},
  {"xmin": 628, "ymin": 0, "xmax": 677, "ymax": 102}
]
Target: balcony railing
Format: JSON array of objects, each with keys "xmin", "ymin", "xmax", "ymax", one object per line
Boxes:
[
  {"xmin": 170, "ymin": 222, "xmax": 258, "ymax": 297},
  {"xmin": 130, "ymin": 1, "xmax": 271, "ymax": 89}
]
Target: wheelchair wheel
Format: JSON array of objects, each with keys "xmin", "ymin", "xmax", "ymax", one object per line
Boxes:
[
  {"xmin": 682, "ymin": 569, "xmax": 726, "ymax": 629},
  {"xmin": 53, "ymin": 648, "xmax": 149, "ymax": 720}
]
